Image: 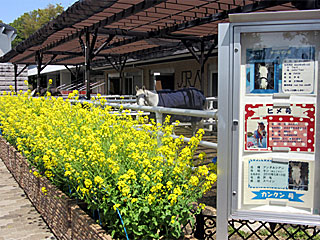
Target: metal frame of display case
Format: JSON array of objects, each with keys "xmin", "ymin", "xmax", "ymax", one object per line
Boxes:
[{"xmin": 217, "ymin": 12, "xmax": 320, "ymax": 239}]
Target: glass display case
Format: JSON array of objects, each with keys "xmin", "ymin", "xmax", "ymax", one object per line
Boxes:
[{"xmin": 218, "ymin": 13, "xmax": 320, "ymax": 229}]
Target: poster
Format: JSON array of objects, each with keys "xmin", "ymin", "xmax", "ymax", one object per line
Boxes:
[
  {"xmin": 245, "ymin": 104, "xmax": 315, "ymax": 152},
  {"xmin": 243, "ymin": 158, "xmax": 314, "ymax": 208},
  {"xmin": 246, "ymin": 46, "xmax": 315, "ymax": 94}
]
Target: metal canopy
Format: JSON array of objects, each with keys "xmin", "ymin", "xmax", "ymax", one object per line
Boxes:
[{"xmin": 0, "ymin": 0, "xmax": 298, "ymax": 66}]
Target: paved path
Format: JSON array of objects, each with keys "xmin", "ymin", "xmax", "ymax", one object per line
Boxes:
[{"xmin": 0, "ymin": 159, "xmax": 57, "ymax": 240}]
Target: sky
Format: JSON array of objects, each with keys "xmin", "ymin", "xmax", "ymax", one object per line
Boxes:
[{"xmin": 1, "ymin": 0, "xmax": 78, "ymax": 24}]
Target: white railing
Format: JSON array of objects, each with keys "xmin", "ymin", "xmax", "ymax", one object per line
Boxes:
[{"xmin": 70, "ymin": 99, "xmax": 218, "ymax": 149}]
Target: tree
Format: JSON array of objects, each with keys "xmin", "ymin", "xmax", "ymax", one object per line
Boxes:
[{"xmin": 10, "ymin": 4, "xmax": 64, "ymax": 48}]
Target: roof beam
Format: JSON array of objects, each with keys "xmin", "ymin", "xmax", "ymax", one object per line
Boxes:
[
  {"xmin": 88, "ymin": 0, "xmax": 291, "ymax": 54},
  {"xmin": 182, "ymin": 40, "xmax": 200, "ymax": 63},
  {"xmin": 161, "ymin": 0, "xmax": 292, "ymax": 34},
  {"xmin": 16, "ymin": 1, "xmax": 118, "ymax": 52},
  {"xmin": 92, "ymin": 34, "xmax": 115, "ymax": 57},
  {"xmin": 98, "ymin": 27, "xmax": 202, "ymax": 41},
  {"xmin": 9, "ymin": 0, "xmax": 291, "ymax": 65},
  {"xmin": 11, "ymin": 0, "xmax": 166, "ymax": 64},
  {"xmin": 46, "ymin": 51, "xmax": 83, "ymax": 56},
  {"xmin": 41, "ymin": 54, "xmax": 57, "ymax": 72}
]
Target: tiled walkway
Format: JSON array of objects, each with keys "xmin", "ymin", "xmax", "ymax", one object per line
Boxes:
[{"xmin": 0, "ymin": 159, "xmax": 57, "ymax": 240}]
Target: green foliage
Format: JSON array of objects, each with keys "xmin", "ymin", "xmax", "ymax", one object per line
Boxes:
[
  {"xmin": 10, "ymin": 4, "xmax": 63, "ymax": 48},
  {"xmin": 0, "ymin": 93, "xmax": 217, "ymax": 239}
]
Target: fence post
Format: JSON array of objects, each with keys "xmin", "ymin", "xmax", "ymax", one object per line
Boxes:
[
  {"xmin": 155, "ymin": 111, "xmax": 163, "ymax": 125},
  {"xmin": 155, "ymin": 111, "xmax": 163, "ymax": 146},
  {"xmin": 194, "ymin": 213, "xmax": 205, "ymax": 239}
]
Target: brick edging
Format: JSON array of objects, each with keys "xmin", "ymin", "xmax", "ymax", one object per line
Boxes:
[{"xmin": 0, "ymin": 136, "xmax": 112, "ymax": 240}]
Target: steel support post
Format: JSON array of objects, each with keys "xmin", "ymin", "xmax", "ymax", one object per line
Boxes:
[
  {"xmin": 85, "ymin": 30, "xmax": 91, "ymax": 100},
  {"xmin": 200, "ymin": 41, "xmax": 205, "ymax": 92},
  {"xmin": 13, "ymin": 64, "xmax": 18, "ymax": 93},
  {"xmin": 35, "ymin": 52, "xmax": 43, "ymax": 92}
]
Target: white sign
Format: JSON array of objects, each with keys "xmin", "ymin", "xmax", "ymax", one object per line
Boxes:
[
  {"xmin": 248, "ymin": 159, "xmax": 288, "ymax": 189},
  {"xmin": 282, "ymin": 59, "xmax": 315, "ymax": 93}
]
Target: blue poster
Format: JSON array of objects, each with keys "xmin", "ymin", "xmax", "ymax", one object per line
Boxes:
[{"xmin": 246, "ymin": 46, "xmax": 315, "ymax": 94}]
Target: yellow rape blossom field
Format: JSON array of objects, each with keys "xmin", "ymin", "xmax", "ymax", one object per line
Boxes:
[{"xmin": 0, "ymin": 91, "xmax": 217, "ymax": 239}]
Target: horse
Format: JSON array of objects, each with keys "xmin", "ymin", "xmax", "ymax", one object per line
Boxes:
[
  {"xmin": 253, "ymin": 122, "xmax": 266, "ymax": 147},
  {"xmin": 257, "ymin": 64, "xmax": 269, "ymax": 89},
  {"xmin": 135, "ymin": 86, "xmax": 206, "ymax": 134},
  {"xmin": 289, "ymin": 162, "xmax": 307, "ymax": 190}
]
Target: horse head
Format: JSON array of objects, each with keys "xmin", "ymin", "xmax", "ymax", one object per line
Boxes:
[
  {"xmin": 258, "ymin": 64, "xmax": 269, "ymax": 89},
  {"xmin": 135, "ymin": 86, "xmax": 159, "ymax": 106},
  {"xmin": 290, "ymin": 162, "xmax": 302, "ymax": 185},
  {"xmin": 258, "ymin": 122, "xmax": 265, "ymax": 131}
]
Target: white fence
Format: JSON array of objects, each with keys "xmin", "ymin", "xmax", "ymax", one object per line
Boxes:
[{"xmin": 71, "ymin": 99, "xmax": 218, "ymax": 149}]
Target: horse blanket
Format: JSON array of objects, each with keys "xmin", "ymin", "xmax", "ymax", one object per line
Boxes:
[{"xmin": 157, "ymin": 88, "xmax": 206, "ymax": 122}]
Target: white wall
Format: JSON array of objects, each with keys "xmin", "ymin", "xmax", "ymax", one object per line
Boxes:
[
  {"xmin": 60, "ymin": 71, "xmax": 71, "ymax": 86},
  {"xmin": 0, "ymin": 25, "xmax": 16, "ymax": 57}
]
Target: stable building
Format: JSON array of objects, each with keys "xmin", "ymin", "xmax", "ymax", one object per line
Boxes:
[
  {"xmin": 0, "ymin": 23, "xmax": 28, "ymax": 93},
  {"xmin": 0, "ymin": 0, "xmax": 309, "ymax": 99}
]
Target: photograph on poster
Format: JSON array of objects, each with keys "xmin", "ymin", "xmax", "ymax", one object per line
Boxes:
[
  {"xmin": 246, "ymin": 46, "xmax": 315, "ymax": 94},
  {"xmin": 246, "ymin": 120, "xmax": 268, "ymax": 149},
  {"xmin": 244, "ymin": 104, "xmax": 315, "ymax": 152},
  {"xmin": 289, "ymin": 161, "xmax": 309, "ymax": 191}
]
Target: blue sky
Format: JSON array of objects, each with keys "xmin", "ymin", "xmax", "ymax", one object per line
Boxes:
[{"xmin": 1, "ymin": 0, "xmax": 77, "ymax": 24}]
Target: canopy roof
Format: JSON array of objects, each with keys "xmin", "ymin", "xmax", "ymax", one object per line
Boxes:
[{"xmin": 0, "ymin": 0, "xmax": 301, "ymax": 66}]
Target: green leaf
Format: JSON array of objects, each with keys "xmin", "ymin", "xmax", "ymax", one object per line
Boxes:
[
  {"xmin": 138, "ymin": 224, "xmax": 148, "ymax": 232},
  {"xmin": 142, "ymin": 206, "xmax": 149, "ymax": 213}
]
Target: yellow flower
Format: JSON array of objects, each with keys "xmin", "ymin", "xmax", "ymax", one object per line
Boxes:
[
  {"xmin": 84, "ymin": 179, "xmax": 92, "ymax": 189},
  {"xmin": 146, "ymin": 194, "xmax": 155, "ymax": 205},
  {"xmin": 166, "ymin": 181, "xmax": 173, "ymax": 190},
  {"xmin": 48, "ymin": 79, "xmax": 53, "ymax": 85},
  {"xmin": 41, "ymin": 187, "xmax": 47, "ymax": 195},
  {"xmin": 190, "ymin": 176, "xmax": 199, "ymax": 186},
  {"xmin": 198, "ymin": 152, "xmax": 206, "ymax": 160},
  {"xmin": 207, "ymin": 173, "xmax": 217, "ymax": 182},
  {"xmin": 113, "ymin": 203, "xmax": 120, "ymax": 211},
  {"xmin": 45, "ymin": 170, "xmax": 53, "ymax": 178},
  {"xmin": 199, "ymin": 203, "xmax": 206, "ymax": 210},
  {"xmin": 171, "ymin": 216, "xmax": 176, "ymax": 224},
  {"xmin": 198, "ymin": 165, "xmax": 209, "ymax": 176},
  {"xmin": 80, "ymin": 188, "xmax": 89, "ymax": 195},
  {"xmin": 173, "ymin": 186, "xmax": 183, "ymax": 196},
  {"xmin": 168, "ymin": 194, "xmax": 177, "ymax": 205},
  {"xmin": 94, "ymin": 176, "xmax": 104, "ymax": 186},
  {"xmin": 33, "ymin": 171, "xmax": 41, "ymax": 178},
  {"xmin": 64, "ymin": 170, "xmax": 72, "ymax": 177}
]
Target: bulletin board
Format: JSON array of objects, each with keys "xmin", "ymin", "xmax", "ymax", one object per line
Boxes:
[
  {"xmin": 238, "ymin": 30, "xmax": 318, "ymax": 216},
  {"xmin": 217, "ymin": 13, "xmax": 320, "ymax": 234}
]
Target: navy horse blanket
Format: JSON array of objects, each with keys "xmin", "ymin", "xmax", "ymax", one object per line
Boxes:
[{"xmin": 157, "ymin": 88, "xmax": 206, "ymax": 122}]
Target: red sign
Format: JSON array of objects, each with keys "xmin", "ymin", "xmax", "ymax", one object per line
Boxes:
[{"xmin": 245, "ymin": 104, "xmax": 315, "ymax": 152}]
